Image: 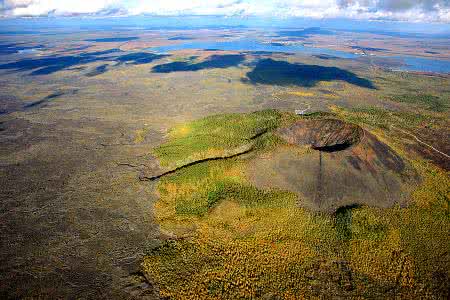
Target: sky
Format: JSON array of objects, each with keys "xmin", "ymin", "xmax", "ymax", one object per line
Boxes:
[{"xmin": 0, "ymin": 0, "xmax": 449, "ymax": 23}]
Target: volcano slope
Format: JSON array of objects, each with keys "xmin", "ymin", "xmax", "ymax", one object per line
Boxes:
[
  {"xmin": 251, "ymin": 118, "xmax": 413, "ymax": 212},
  {"xmin": 142, "ymin": 109, "xmax": 449, "ymax": 299}
]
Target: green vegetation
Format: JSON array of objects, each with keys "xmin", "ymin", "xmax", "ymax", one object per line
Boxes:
[
  {"xmin": 143, "ymin": 110, "xmax": 450, "ymax": 299},
  {"xmin": 387, "ymin": 93, "xmax": 448, "ymax": 112},
  {"xmin": 153, "ymin": 109, "xmax": 282, "ymax": 168},
  {"xmin": 157, "ymin": 159, "xmax": 296, "ymax": 218},
  {"xmin": 331, "ymin": 105, "xmax": 442, "ymax": 130}
]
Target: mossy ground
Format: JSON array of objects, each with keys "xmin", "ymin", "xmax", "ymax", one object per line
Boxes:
[
  {"xmin": 143, "ymin": 110, "xmax": 450, "ymax": 299},
  {"xmin": 329, "ymin": 104, "xmax": 449, "ymax": 131},
  {"xmin": 387, "ymin": 93, "xmax": 448, "ymax": 112},
  {"xmin": 153, "ymin": 110, "xmax": 283, "ymax": 169}
]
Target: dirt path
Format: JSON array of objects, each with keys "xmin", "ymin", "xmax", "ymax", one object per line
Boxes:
[{"xmin": 391, "ymin": 125, "xmax": 450, "ymax": 159}]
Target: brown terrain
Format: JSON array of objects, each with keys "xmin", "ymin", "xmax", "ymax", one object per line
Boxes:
[{"xmin": 250, "ymin": 119, "xmax": 417, "ymax": 212}]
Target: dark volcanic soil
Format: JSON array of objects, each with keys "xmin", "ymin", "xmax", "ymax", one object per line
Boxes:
[
  {"xmin": 408, "ymin": 127, "xmax": 450, "ymax": 171},
  {"xmin": 250, "ymin": 119, "xmax": 416, "ymax": 212},
  {"xmin": 0, "ymin": 116, "xmax": 162, "ymax": 299},
  {"xmin": 276, "ymin": 118, "xmax": 363, "ymax": 151}
]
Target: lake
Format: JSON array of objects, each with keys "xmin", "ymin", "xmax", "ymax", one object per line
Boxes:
[{"xmin": 149, "ymin": 38, "xmax": 450, "ymax": 74}]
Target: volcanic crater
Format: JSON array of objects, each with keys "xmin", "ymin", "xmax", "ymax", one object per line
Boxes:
[{"xmin": 249, "ymin": 118, "xmax": 416, "ymax": 212}]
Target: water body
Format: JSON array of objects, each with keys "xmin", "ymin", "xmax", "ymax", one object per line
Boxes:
[
  {"xmin": 392, "ymin": 56, "xmax": 450, "ymax": 74},
  {"xmin": 0, "ymin": 44, "xmax": 44, "ymax": 55},
  {"xmin": 150, "ymin": 38, "xmax": 450, "ymax": 73},
  {"xmin": 1, "ymin": 16, "xmax": 449, "ymax": 73},
  {"xmin": 151, "ymin": 39, "xmax": 358, "ymax": 59},
  {"xmin": 17, "ymin": 48, "xmax": 42, "ymax": 54}
]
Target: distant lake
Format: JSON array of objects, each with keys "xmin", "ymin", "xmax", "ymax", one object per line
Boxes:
[
  {"xmin": 149, "ymin": 39, "xmax": 450, "ymax": 74},
  {"xmin": 150, "ymin": 39, "xmax": 358, "ymax": 59},
  {"xmin": 392, "ymin": 56, "xmax": 450, "ymax": 73},
  {"xmin": 17, "ymin": 48, "xmax": 42, "ymax": 54}
]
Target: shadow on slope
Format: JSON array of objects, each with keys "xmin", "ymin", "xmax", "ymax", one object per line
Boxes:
[
  {"xmin": 0, "ymin": 43, "xmax": 44, "ymax": 55},
  {"xmin": 85, "ymin": 37, "xmax": 139, "ymax": 42},
  {"xmin": 245, "ymin": 59, "xmax": 375, "ymax": 89},
  {"xmin": 115, "ymin": 52, "xmax": 170, "ymax": 65},
  {"xmin": 152, "ymin": 54, "xmax": 245, "ymax": 73},
  {"xmin": 23, "ymin": 91, "xmax": 66, "ymax": 109},
  {"xmin": 85, "ymin": 64, "xmax": 109, "ymax": 77},
  {"xmin": 0, "ymin": 90, "xmax": 78, "ymax": 115},
  {"xmin": 0, "ymin": 50, "xmax": 169, "ymax": 76}
]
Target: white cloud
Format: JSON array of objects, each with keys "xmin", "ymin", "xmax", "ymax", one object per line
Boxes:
[
  {"xmin": 127, "ymin": 0, "xmax": 252, "ymax": 16},
  {"xmin": 1, "ymin": 0, "xmax": 449, "ymax": 22},
  {"xmin": 4, "ymin": 0, "xmax": 122, "ymax": 16}
]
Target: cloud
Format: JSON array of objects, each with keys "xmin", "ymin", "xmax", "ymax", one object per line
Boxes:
[
  {"xmin": 1, "ymin": 0, "xmax": 449, "ymax": 22},
  {"xmin": 1, "ymin": 0, "xmax": 124, "ymax": 16},
  {"xmin": 334, "ymin": 0, "xmax": 450, "ymax": 22}
]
